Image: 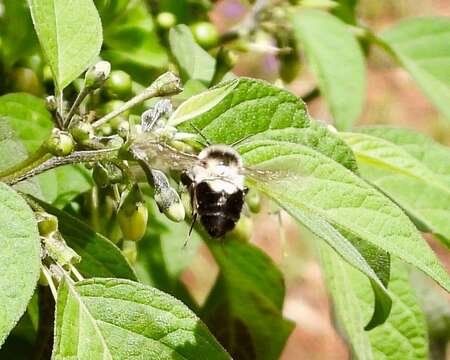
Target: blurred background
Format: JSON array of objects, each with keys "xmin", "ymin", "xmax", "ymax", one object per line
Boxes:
[{"xmin": 179, "ymin": 1, "xmax": 450, "ymax": 359}]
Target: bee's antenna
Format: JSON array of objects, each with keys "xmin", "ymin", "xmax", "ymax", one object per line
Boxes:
[
  {"xmin": 190, "ymin": 124, "xmax": 211, "ymax": 146},
  {"xmin": 230, "ymin": 134, "xmax": 253, "ymax": 147}
]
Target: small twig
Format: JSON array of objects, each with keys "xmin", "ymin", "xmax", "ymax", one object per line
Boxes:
[
  {"xmin": 92, "ymin": 72, "xmax": 182, "ymax": 129},
  {"xmin": 41, "ymin": 265, "xmax": 58, "ymax": 300},
  {"xmin": 3, "ymin": 147, "xmax": 120, "ymax": 185},
  {"xmin": 66, "ymin": 87, "xmax": 90, "ymax": 127},
  {"xmin": 69, "ymin": 264, "xmax": 84, "ymax": 282}
]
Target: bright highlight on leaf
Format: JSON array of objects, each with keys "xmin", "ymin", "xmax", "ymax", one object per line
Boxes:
[
  {"xmin": 290, "ymin": 9, "xmax": 366, "ymax": 130},
  {"xmin": 28, "ymin": 0, "xmax": 103, "ymax": 91}
]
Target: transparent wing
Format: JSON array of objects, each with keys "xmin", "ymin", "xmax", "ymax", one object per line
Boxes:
[{"xmin": 131, "ymin": 138, "xmax": 198, "ymax": 172}]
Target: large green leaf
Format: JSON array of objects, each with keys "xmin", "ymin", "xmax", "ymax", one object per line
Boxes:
[
  {"xmin": 320, "ymin": 248, "xmax": 429, "ymax": 360},
  {"xmin": 38, "ymin": 200, "xmax": 137, "ymax": 280},
  {"xmin": 0, "ymin": 93, "xmax": 92, "ymax": 207},
  {"xmin": 202, "ymin": 239, "xmax": 294, "ymax": 360},
  {"xmin": 0, "ymin": 183, "xmax": 41, "ymax": 346},
  {"xmin": 169, "ymin": 25, "xmax": 216, "ymax": 85},
  {"xmin": 1, "ymin": 0, "xmax": 38, "ymax": 68},
  {"xmin": 290, "ymin": 9, "xmax": 366, "ymax": 130},
  {"xmin": 239, "ymin": 140, "xmax": 450, "ymax": 293},
  {"xmin": 52, "ymin": 277, "xmax": 230, "ymax": 359},
  {"xmin": 175, "ymin": 78, "xmax": 357, "ymax": 171},
  {"xmin": 341, "ymin": 130, "xmax": 450, "ymax": 246},
  {"xmin": 101, "ymin": 0, "xmax": 168, "ymax": 73},
  {"xmin": 380, "ymin": 17, "xmax": 450, "ymax": 122},
  {"xmin": 28, "ymin": 0, "xmax": 103, "ymax": 90}
]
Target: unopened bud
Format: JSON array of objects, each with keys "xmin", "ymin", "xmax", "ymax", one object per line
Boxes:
[
  {"xmin": 45, "ymin": 95, "xmax": 57, "ymax": 112},
  {"xmin": 84, "ymin": 61, "xmax": 111, "ymax": 89},
  {"xmin": 153, "ymin": 72, "xmax": 183, "ymax": 96}
]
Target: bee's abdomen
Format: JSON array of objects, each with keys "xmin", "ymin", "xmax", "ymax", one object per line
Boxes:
[{"xmin": 195, "ymin": 182, "xmax": 245, "ymax": 238}]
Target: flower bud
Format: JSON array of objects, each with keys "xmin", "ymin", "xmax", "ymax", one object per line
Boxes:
[
  {"xmin": 105, "ymin": 70, "xmax": 132, "ymax": 99},
  {"xmin": 45, "ymin": 95, "xmax": 58, "ymax": 112},
  {"xmin": 45, "ymin": 129, "xmax": 74, "ymax": 156},
  {"xmin": 230, "ymin": 215, "xmax": 252, "ymax": 242},
  {"xmin": 84, "ymin": 61, "xmax": 111, "ymax": 90}
]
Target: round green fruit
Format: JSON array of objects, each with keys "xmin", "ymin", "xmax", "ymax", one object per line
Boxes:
[
  {"xmin": 190, "ymin": 21, "xmax": 219, "ymax": 49},
  {"xmin": 156, "ymin": 12, "xmax": 177, "ymax": 30},
  {"xmin": 105, "ymin": 70, "xmax": 132, "ymax": 99}
]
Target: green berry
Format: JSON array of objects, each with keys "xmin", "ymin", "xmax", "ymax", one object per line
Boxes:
[
  {"xmin": 10, "ymin": 67, "xmax": 43, "ymax": 96},
  {"xmin": 190, "ymin": 21, "xmax": 219, "ymax": 49},
  {"xmin": 105, "ymin": 70, "xmax": 132, "ymax": 99},
  {"xmin": 45, "ymin": 129, "xmax": 74, "ymax": 156},
  {"xmin": 156, "ymin": 12, "xmax": 177, "ymax": 30},
  {"xmin": 70, "ymin": 121, "xmax": 94, "ymax": 143},
  {"xmin": 117, "ymin": 185, "xmax": 148, "ymax": 242}
]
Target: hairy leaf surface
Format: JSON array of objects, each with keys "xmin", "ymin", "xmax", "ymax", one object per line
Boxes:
[
  {"xmin": 0, "ymin": 183, "xmax": 40, "ymax": 346},
  {"xmin": 52, "ymin": 277, "xmax": 230, "ymax": 360},
  {"xmin": 320, "ymin": 248, "xmax": 429, "ymax": 360}
]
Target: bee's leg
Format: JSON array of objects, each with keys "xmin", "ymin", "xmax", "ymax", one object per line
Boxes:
[{"xmin": 183, "ymin": 213, "xmax": 197, "ymax": 248}]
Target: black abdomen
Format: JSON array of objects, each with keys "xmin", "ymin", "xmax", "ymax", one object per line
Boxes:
[{"xmin": 195, "ymin": 182, "xmax": 244, "ymax": 238}]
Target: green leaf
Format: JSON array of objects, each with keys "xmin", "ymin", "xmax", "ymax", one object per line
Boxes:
[
  {"xmin": 320, "ymin": 248, "xmax": 429, "ymax": 360},
  {"xmin": 239, "ymin": 140, "xmax": 450, "ymax": 292},
  {"xmin": 176, "ymin": 78, "xmax": 357, "ymax": 171},
  {"xmin": 28, "ymin": 0, "xmax": 103, "ymax": 90},
  {"xmin": 0, "ymin": 93, "xmax": 53, "ymax": 153},
  {"xmin": 380, "ymin": 17, "xmax": 450, "ymax": 122},
  {"xmin": 1, "ymin": 0, "xmax": 39, "ymax": 68},
  {"xmin": 280, "ymin": 202, "xmax": 391, "ymax": 329},
  {"xmin": 0, "ymin": 116, "xmax": 44, "ymax": 199},
  {"xmin": 169, "ymin": 25, "xmax": 216, "ymax": 85},
  {"xmin": 37, "ymin": 200, "xmax": 137, "ymax": 280},
  {"xmin": 0, "ymin": 93, "xmax": 92, "ymax": 207},
  {"xmin": 290, "ymin": 9, "xmax": 366, "ymax": 130},
  {"xmin": 0, "ymin": 183, "xmax": 40, "ymax": 346},
  {"xmin": 202, "ymin": 239, "xmax": 294, "ymax": 360},
  {"xmin": 102, "ymin": 0, "xmax": 168, "ymax": 72},
  {"xmin": 341, "ymin": 130, "xmax": 450, "ymax": 246},
  {"xmin": 168, "ymin": 79, "xmax": 239, "ymax": 126},
  {"xmin": 52, "ymin": 277, "xmax": 230, "ymax": 359}
]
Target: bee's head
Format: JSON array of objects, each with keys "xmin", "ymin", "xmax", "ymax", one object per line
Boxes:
[{"xmin": 198, "ymin": 144, "xmax": 242, "ymax": 169}]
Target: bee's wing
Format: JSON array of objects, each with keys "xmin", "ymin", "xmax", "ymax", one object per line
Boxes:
[
  {"xmin": 131, "ymin": 140, "xmax": 198, "ymax": 172},
  {"xmin": 242, "ymin": 166, "xmax": 289, "ymax": 184}
]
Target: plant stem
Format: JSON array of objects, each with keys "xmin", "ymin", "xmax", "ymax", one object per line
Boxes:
[
  {"xmin": 66, "ymin": 87, "xmax": 90, "ymax": 127},
  {"xmin": 2, "ymin": 147, "xmax": 120, "ymax": 185},
  {"xmin": 91, "ymin": 71, "xmax": 182, "ymax": 129}
]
